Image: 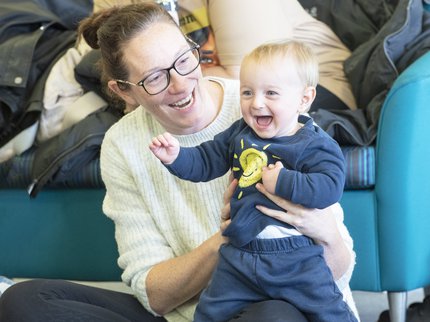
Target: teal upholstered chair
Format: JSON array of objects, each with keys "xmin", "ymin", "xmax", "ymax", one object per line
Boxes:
[
  {"xmin": 340, "ymin": 50, "xmax": 430, "ymax": 322},
  {"xmin": 0, "ymin": 189, "xmax": 121, "ymax": 281}
]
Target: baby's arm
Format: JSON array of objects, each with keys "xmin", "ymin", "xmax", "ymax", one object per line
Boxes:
[
  {"xmin": 274, "ymin": 143, "xmax": 345, "ymax": 209},
  {"xmin": 149, "ymin": 132, "xmax": 180, "ymax": 165},
  {"xmin": 261, "ymin": 134, "xmax": 345, "ymax": 209}
]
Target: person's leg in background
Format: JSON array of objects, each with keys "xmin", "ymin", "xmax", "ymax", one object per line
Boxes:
[
  {"xmin": 207, "ymin": 0, "xmax": 356, "ymax": 111},
  {"xmin": 208, "ymin": 0, "xmax": 310, "ymax": 78}
]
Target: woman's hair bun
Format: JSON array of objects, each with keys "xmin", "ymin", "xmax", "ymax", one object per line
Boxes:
[{"xmin": 78, "ymin": 7, "xmax": 121, "ymax": 49}]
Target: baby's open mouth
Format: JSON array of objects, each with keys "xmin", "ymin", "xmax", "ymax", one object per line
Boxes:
[{"xmin": 256, "ymin": 116, "xmax": 273, "ymax": 126}]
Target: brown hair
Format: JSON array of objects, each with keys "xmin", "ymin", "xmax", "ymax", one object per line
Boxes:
[{"xmin": 78, "ymin": 3, "xmax": 179, "ymax": 103}]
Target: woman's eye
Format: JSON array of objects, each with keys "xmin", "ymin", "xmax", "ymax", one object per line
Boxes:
[
  {"xmin": 178, "ymin": 56, "xmax": 190, "ymax": 65},
  {"xmin": 146, "ymin": 72, "xmax": 164, "ymax": 85},
  {"xmin": 176, "ymin": 55, "xmax": 191, "ymax": 69}
]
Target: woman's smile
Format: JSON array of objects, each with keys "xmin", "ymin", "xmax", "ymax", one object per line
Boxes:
[{"xmin": 168, "ymin": 93, "xmax": 194, "ymax": 110}]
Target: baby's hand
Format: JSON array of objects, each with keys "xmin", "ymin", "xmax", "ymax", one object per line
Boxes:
[
  {"xmin": 261, "ymin": 161, "xmax": 284, "ymax": 195},
  {"xmin": 149, "ymin": 132, "xmax": 180, "ymax": 165}
]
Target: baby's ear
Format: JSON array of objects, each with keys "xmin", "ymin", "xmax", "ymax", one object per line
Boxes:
[
  {"xmin": 108, "ymin": 80, "xmax": 139, "ymax": 107},
  {"xmin": 299, "ymin": 86, "xmax": 316, "ymax": 113}
]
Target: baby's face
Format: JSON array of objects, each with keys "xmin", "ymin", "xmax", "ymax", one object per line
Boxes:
[{"xmin": 239, "ymin": 56, "xmax": 308, "ymax": 139}]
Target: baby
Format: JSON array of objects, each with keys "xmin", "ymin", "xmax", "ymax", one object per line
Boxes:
[{"xmin": 150, "ymin": 40, "xmax": 356, "ymax": 322}]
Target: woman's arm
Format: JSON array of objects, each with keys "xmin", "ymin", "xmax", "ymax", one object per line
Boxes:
[
  {"xmin": 101, "ymin": 132, "xmax": 226, "ymax": 316},
  {"xmin": 147, "ymin": 179, "xmax": 236, "ymax": 315},
  {"xmin": 146, "ymin": 232, "xmax": 225, "ymax": 315},
  {"xmin": 255, "ymin": 183, "xmax": 352, "ymax": 280}
]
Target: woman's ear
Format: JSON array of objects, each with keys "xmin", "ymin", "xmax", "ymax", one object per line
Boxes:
[
  {"xmin": 108, "ymin": 80, "xmax": 139, "ymax": 107},
  {"xmin": 299, "ymin": 86, "xmax": 316, "ymax": 113}
]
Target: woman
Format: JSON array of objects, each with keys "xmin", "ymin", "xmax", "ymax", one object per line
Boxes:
[{"xmin": 0, "ymin": 3, "xmax": 358, "ymax": 321}]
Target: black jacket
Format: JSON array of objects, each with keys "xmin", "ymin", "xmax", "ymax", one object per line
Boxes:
[
  {"xmin": 28, "ymin": 106, "xmax": 122, "ymax": 198},
  {"xmin": 0, "ymin": 0, "xmax": 92, "ymax": 147},
  {"xmin": 301, "ymin": 0, "xmax": 430, "ymax": 146}
]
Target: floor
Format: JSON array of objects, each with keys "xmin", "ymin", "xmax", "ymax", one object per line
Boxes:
[
  {"xmin": 9, "ymin": 279, "xmax": 427, "ymax": 321},
  {"xmin": 353, "ymin": 288, "xmax": 424, "ymax": 322}
]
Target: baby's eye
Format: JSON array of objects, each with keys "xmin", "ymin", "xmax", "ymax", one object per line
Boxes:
[
  {"xmin": 266, "ymin": 90, "xmax": 278, "ymax": 96},
  {"xmin": 241, "ymin": 90, "xmax": 252, "ymax": 97}
]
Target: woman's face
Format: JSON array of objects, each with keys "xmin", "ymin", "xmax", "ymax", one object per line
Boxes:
[{"xmin": 112, "ymin": 23, "xmax": 214, "ymax": 134}]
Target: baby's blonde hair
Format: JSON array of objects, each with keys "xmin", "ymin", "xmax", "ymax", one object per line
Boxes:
[{"xmin": 242, "ymin": 40, "xmax": 319, "ymax": 87}]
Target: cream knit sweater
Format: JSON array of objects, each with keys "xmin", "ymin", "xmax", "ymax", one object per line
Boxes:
[{"xmin": 100, "ymin": 77, "xmax": 358, "ymax": 321}]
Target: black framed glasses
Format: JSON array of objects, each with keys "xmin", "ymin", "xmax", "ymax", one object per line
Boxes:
[{"xmin": 116, "ymin": 39, "xmax": 201, "ymax": 95}]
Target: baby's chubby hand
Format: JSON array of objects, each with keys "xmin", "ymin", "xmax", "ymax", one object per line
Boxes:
[
  {"xmin": 149, "ymin": 132, "xmax": 180, "ymax": 165},
  {"xmin": 261, "ymin": 161, "xmax": 284, "ymax": 194}
]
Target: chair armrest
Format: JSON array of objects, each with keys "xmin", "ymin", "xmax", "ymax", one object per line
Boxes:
[{"xmin": 375, "ymin": 51, "xmax": 430, "ymax": 289}]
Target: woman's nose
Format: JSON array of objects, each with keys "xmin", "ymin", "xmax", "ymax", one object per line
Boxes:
[{"xmin": 167, "ymin": 71, "xmax": 188, "ymax": 93}]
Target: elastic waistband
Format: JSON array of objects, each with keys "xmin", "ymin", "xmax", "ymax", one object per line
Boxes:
[{"xmin": 239, "ymin": 235, "xmax": 314, "ymax": 253}]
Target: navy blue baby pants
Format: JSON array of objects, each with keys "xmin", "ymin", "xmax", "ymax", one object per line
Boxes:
[{"xmin": 194, "ymin": 236, "xmax": 358, "ymax": 322}]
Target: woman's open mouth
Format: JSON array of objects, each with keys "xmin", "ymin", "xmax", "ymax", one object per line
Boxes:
[{"xmin": 169, "ymin": 93, "xmax": 193, "ymax": 110}]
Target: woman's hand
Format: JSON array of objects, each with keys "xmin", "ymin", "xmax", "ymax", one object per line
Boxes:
[
  {"xmin": 220, "ymin": 176, "xmax": 236, "ymax": 233},
  {"xmin": 255, "ymin": 183, "xmax": 337, "ymax": 243},
  {"xmin": 255, "ymin": 183, "xmax": 351, "ymax": 280}
]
